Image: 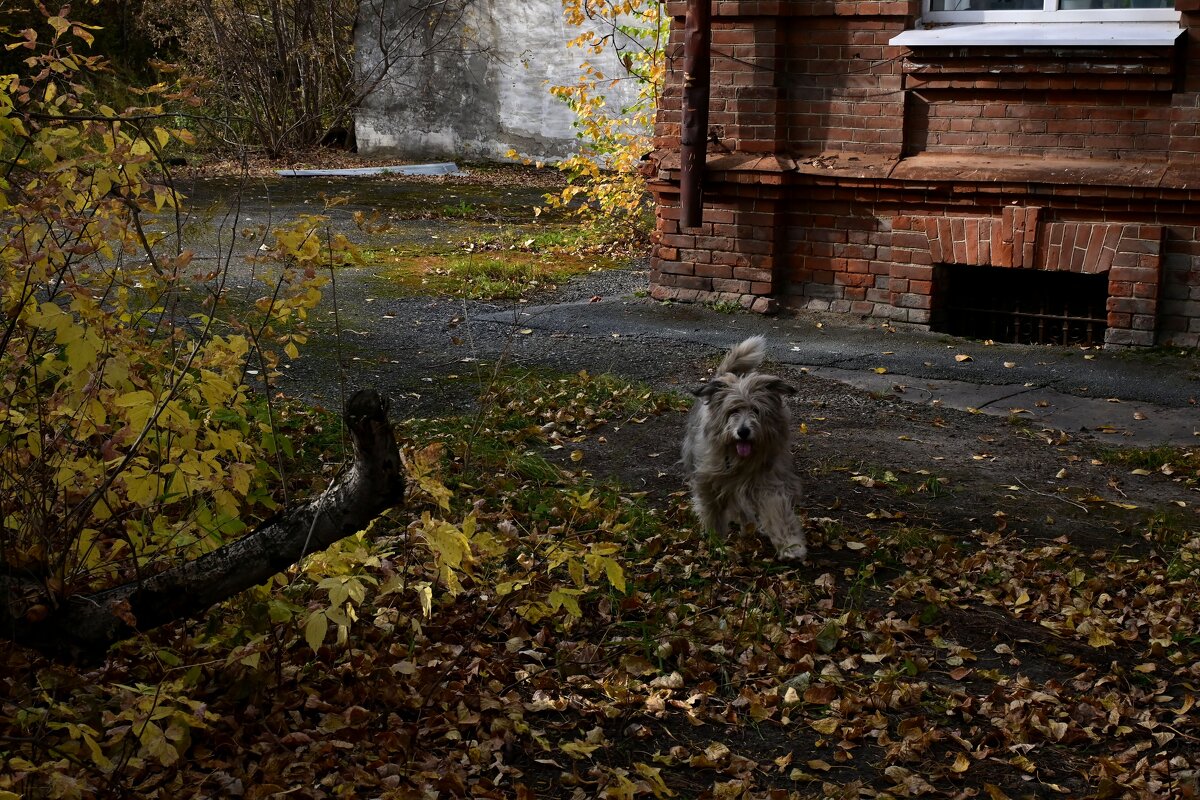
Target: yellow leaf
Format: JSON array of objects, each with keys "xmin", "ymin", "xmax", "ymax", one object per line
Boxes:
[
  {"xmin": 570, "ymin": 449, "xmax": 584, "ymax": 462},
  {"xmin": 71, "ymin": 25, "xmax": 95, "ymax": 46},
  {"xmin": 810, "ymin": 717, "xmax": 839, "ymax": 735},
  {"xmin": 951, "ymin": 752, "xmax": 970, "ymax": 773},
  {"xmin": 955, "ymin": 354, "xmax": 973, "ymax": 362},
  {"xmin": 138, "ymin": 720, "xmax": 178, "ymax": 766},
  {"xmin": 304, "ymin": 610, "xmax": 328, "ymax": 652},
  {"xmin": 560, "ymin": 739, "xmax": 600, "ymax": 758},
  {"xmin": 634, "ymin": 762, "xmax": 675, "ymax": 798},
  {"xmin": 603, "ymin": 557, "xmax": 626, "ymax": 593},
  {"xmin": 873, "ymin": 367, "xmax": 887, "ymax": 374},
  {"xmin": 416, "ymin": 584, "xmax": 433, "ymax": 617},
  {"xmin": 115, "ymin": 390, "xmax": 156, "ymax": 408},
  {"xmin": 548, "ymin": 587, "xmax": 582, "ymax": 617}
]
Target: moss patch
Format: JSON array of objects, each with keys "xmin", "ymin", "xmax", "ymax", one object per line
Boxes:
[{"xmin": 364, "ymin": 247, "xmax": 617, "ymax": 300}]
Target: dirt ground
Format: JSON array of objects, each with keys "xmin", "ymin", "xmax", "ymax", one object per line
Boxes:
[
  {"xmin": 180, "ymin": 165, "xmax": 1200, "ymax": 797},
  {"xmin": 313, "ymin": 269, "xmax": 1198, "ymax": 797}
]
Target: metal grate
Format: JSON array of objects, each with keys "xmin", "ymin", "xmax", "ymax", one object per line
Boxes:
[{"xmin": 932, "ymin": 265, "xmax": 1108, "ymax": 346}]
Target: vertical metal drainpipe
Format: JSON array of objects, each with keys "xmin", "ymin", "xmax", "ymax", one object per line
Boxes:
[{"xmin": 680, "ymin": 0, "xmax": 711, "ymax": 230}]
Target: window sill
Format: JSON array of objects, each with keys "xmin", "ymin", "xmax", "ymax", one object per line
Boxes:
[{"xmin": 890, "ymin": 22, "xmax": 1183, "ymax": 48}]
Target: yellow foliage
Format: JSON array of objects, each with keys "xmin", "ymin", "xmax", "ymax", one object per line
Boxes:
[
  {"xmin": 513, "ymin": 0, "xmax": 666, "ymax": 237},
  {"xmin": 0, "ymin": 8, "xmax": 337, "ymax": 597}
]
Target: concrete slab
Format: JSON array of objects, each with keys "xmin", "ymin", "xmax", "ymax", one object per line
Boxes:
[
  {"xmin": 480, "ymin": 297, "xmax": 1200, "ymax": 447},
  {"xmin": 276, "ymin": 163, "xmax": 463, "ymax": 177},
  {"xmin": 809, "ymin": 367, "xmax": 1200, "ymax": 447}
]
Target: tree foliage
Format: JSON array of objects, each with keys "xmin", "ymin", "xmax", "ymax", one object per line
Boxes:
[
  {"xmin": 142, "ymin": 0, "xmax": 477, "ymax": 156},
  {"xmin": 519, "ymin": 0, "xmax": 666, "ymax": 239},
  {"xmin": 0, "ymin": 7, "xmax": 342, "ymax": 628}
]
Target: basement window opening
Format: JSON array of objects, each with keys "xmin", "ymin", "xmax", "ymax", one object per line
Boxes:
[{"xmin": 932, "ymin": 264, "xmax": 1109, "ymax": 346}]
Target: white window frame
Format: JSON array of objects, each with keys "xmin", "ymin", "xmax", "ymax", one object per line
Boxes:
[{"xmin": 923, "ymin": 0, "xmax": 1180, "ymax": 25}]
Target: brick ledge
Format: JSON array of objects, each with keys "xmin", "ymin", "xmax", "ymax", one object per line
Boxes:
[{"xmin": 649, "ymin": 149, "xmax": 1200, "ymax": 191}]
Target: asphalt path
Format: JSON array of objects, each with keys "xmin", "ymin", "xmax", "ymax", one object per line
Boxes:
[
  {"xmin": 476, "ymin": 289, "xmax": 1199, "ymax": 446},
  {"xmin": 178, "ymin": 176, "xmax": 1199, "ymax": 447}
]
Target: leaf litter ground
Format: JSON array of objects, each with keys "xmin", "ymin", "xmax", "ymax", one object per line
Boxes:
[{"xmin": 2, "ymin": 167, "xmax": 1199, "ymax": 800}]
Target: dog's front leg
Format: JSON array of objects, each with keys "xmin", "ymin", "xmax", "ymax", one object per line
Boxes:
[
  {"xmin": 755, "ymin": 492, "xmax": 807, "ymax": 562},
  {"xmin": 698, "ymin": 505, "xmax": 729, "ymax": 539}
]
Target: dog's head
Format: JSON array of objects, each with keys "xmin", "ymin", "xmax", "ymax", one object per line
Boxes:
[{"xmin": 694, "ymin": 373, "xmax": 796, "ymax": 461}]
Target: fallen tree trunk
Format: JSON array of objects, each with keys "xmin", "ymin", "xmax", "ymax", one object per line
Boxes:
[{"xmin": 1, "ymin": 389, "xmax": 404, "ymax": 662}]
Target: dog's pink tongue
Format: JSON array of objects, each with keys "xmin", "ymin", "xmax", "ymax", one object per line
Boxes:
[{"xmin": 736, "ymin": 442, "xmax": 752, "ymax": 458}]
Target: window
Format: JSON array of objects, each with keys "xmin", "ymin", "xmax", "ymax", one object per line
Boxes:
[
  {"xmin": 892, "ymin": 0, "xmax": 1182, "ymax": 46},
  {"xmin": 924, "ymin": 0, "xmax": 1178, "ymax": 24}
]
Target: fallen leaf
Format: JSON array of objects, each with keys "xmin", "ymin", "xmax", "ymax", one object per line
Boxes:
[
  {"xmin": 810, "ymin": 717, "xmax": 839, "ymax": 735},
  {"xmin": 955, "ymin": 354, "xmax": 973, "ymax": 362}
]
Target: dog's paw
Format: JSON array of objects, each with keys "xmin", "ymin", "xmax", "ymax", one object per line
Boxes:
[{"xmin": 777, "ymin": 543, "xmax": 807, "ymax": 563}]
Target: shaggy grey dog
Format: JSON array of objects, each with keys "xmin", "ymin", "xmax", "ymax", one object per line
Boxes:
[{"xmin": 681, "ymin": 335, "xmax": 807, "ymax": 561}]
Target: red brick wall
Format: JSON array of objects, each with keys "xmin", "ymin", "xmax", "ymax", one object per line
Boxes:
[
  {"xmin": 650, "ymin": 1, "xmax": 1200, "ymax": 347},
  {"xmin": 782, "ymin": 16, "xmax": 906, "ymax": 155}
]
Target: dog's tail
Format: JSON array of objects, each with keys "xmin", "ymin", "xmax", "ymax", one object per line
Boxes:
[{"xmin": 717, "ymin": 335, "xmax": 766, "ymax": 375}]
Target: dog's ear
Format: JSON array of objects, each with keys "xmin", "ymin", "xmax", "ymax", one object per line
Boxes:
[
  {"xmin": 693, "ymin": 379, "xmax": 728, "ymax": 400},
  {"xmin": 765, "ymin": 378, "xmax": 797, "ymax": 396}
]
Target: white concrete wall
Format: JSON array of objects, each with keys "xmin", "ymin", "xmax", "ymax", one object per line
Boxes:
[{"xmin": 354, "ymin": 0, "xmax": 644, "ymax": 163}]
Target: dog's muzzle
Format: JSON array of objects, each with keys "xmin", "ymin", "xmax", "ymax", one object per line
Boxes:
[{"xmin": 735, "ymin": 426, "xmax": 753, "ymax": 458}]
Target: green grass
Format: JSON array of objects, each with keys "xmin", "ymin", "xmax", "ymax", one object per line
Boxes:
[
  {"xmin": 438, "ymin": 200, "xmax": 480, "ymax": 218},
  {"xmin": 706, "ymin": 300, "xmax": 742, "ymax": 315},
  {"xmin": 475, "ymin": 221, "xmax": 618, "ymax": 253},
  {"xmin": 1095, "ymin": 444, "xmax": 1200, "ymax": 488},
  {"xmin": 365, "ymin": 251, "xmax": 599, "ymax": 300}
]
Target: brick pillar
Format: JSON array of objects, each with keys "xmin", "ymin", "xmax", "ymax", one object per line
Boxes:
[
  {"xmin": 1104, "ymin": 225, "xmax": 1164, "ymax": 347},
  {"xmin": 649, "ymin": 180, "xmax": 784, "ymax": 313}
]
